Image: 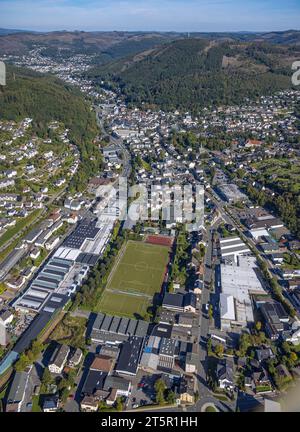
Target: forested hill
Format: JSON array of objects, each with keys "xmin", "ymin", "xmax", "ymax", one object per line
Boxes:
[
  {"xmin": 88, "ymin": 38, "xmax": 300, "ymax": 112},
  {"xmin": 0, "ymin": 65, "xmax": 102, "ymax": 191}
]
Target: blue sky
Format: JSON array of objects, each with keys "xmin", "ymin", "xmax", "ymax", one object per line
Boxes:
[{"xmin": 0, "ymin": 0, "xmax": 300, "ymax": 32}]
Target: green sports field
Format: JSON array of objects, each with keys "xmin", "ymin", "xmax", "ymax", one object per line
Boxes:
[
  {"xmin": 96, "ymin": 241, "xmax": 170, "ymax": 318},
  {"xmin": 98, "ymin": 291, "xmax": 150, "ymax": 318}
]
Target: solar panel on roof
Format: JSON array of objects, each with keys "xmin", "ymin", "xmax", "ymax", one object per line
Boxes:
[
  {"xmin": 30, "ymin": 282, "xmax": 51, "ymax": 290},
  {"xmin": 43, "ymin": 307, "xmax": 55, "ymax": 313},
  {"xmin": 41, "ymin": 269, "xmax": 65, "ymax": 278},
  {"xmin": 76, "ymin": 253, "xmax": 99, "ymax": 266},
  {"xmin": 32, "ymin": 282, "xmax": 56, "ymax": 291},
  {"xmin": 88, "ymin": 255, "xmax": 99, "ymax": 265},
  {"xmin": 50, "ymin": 296, "xmax": 63, "ymax": 303},
  {"xmin": 49, "ymin": 259, "xmax": 71, "ymax": 267}
]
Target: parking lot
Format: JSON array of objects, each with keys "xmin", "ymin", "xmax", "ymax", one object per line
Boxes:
[{"xmin": 127, "ymin": 371, "xmax": 160, "ymax": 410}]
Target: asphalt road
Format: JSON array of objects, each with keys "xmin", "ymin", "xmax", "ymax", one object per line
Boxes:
[{"xmin": 96, "ymin": 109, "xmax": 131, "ymax": 179}]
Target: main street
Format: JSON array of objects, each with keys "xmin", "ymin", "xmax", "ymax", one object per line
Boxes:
[{"xmin": 95, "ymin": 107, "xmax": 131, "ymax": 179}]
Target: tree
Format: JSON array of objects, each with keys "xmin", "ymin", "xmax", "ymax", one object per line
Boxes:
[
  {"xmin": 154, "ymin": 379, "xmax": 166, "ymax": 405},
  {"xmin": 41, "ymin": 367, "xmax": 52, "ymax": 387},
  {"xmin": 255, "ymin": 321, "xmax": 262, "ymax": 332},
  {"xmin": 115, "ymin": 397, "xmax": 123, "ymax": 412},
  {"xmin": 199, "ymin": 244, "xmax": 205, "ymax": 258},
  {"xmin": 207, "ymin": 337, "xmax": 212, "ymax": 354},
  {"xmin": 14, "ymin": 353, "xmax": 30, "ymax": 372},
  {"xmin": 58, "ymin": 377, "xmax": 68, "ymax": 392},
  {"xmin": 289, "ymin": 351, "xmax": 298, "ymax": 365},
  {"xmin": 215, "ymin": 344, "xmax": 224, "ymax": 358},
  {"xmin": 60, "ymin": 387, "xmax": 70, "ymax": 404},
  {"xmin": 166, "ymin": 391, "xmax": 176, "ymax": 405}
]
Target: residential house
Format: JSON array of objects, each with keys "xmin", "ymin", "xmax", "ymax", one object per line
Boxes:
[
  {"xmin": 80, "ymin": 395, "xmax": 99, "ymax": 412},
  {"xmin": 0, "ymin": 309, "xmax": 14, "ymax": 326},
  {"xmin": 252, "ymin": 368, "xmax": 272, "ymax": 393},
  {"xmin": 103, "ymin": 376, "xmax": 131, "ymax": 405},
  {"xmin": 43, "ymin": 396, "xmax": 59, "ymax": 412},
  {"xmin": 48, "ymin": 344, "xmax": 70, "ymax": 374},
  {"xmin": 185, "ymin": 344, "xmax": 198, "ymax": 374},
  {"xmin": 68, "ymin": 348, "xmax": 83, "ymax": 368},
  {"xmin": 217, "ymin": 359, "xmax": 235, "ymax": 391},
  {"xmin": 256, "ymin": 347, "xmax": 275, "ymax": 363},
  {"xmin": 5, "ymin": 370, "xmax": 29, "ymax": 412},
  {"xmin": 178, "ymin": 375, "xmax": 195, "ymax": 405}
]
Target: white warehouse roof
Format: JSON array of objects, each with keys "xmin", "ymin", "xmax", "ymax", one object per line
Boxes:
[{"xmin": 220, "ymin": 293, "xmax": 235, "ymax": 321}]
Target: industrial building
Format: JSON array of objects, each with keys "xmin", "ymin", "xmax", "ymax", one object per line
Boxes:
[
  {"xmin": 115, "ymin": 336, "xmax": 145, "ymax": 376},
  {"xmin": 219, "ymin": 256, "xmax": 266, "ymax": 329},
  {"xmin": 13, "ymin": 257, "xmax": 76, "ymax": 313},
  {"xmin": 215, "ymin": 184, "xmax": 247, "ymax": 203},
  {"xmin": 90, "ymin": 313, "xmax": 149, "ymax": 345},
  {"xmin": 258, "ymin": 301, "xmax": 289, "ymax": 340},
  {"xmin": 140, "ymin": 335, "xmax": 178, "ymax": 373},
  {"xmin": 12, "ymin": 217, "xmax": 111, "ymax": 313},
  {"xmin": 220, "ymin": 237, "xmax": 251, "ymax": 263}
]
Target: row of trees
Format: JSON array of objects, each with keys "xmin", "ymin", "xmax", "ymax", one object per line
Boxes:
[
  {"xmin": 168, "ymin": 228, "xmax": 190, "ymax": 290},
  {"xmin": 257, "ymin": 257, "xmax": 296, "ymax": 318},
  {"xmin": 71, "ymin": 222, "xmax": 125, "ymax": 311}
]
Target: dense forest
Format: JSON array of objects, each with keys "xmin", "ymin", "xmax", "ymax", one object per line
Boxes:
[
  {"xmin": 0, "ymin": 65, "xmax": 102, "ymax": 191},
  {"xmin": 88, "ymin": 38, "xmax": 299, "ymax": 113}
]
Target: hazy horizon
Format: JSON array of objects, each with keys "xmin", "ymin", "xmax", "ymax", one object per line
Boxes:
[
  {"xmin": 1, "ymin": 27, "xmax": 300, "ymax": 34},
  {"xmin": 0, "ymin": 0, "xmax": 300, "ymax": 33}
]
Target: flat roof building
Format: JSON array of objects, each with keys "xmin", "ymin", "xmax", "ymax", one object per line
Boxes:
[
  {"xmin": 90, "ymin": 313, "xmax": 149, "ymax": 345},
  {"xmin": 219, "ymin": 256, "xmax": 266, "ymax": 329},
  {"xmin": 115, "ymin": 336, "xmax": 144, "ymax": 376},
  {"xmin": 220, "ymin": 237, "xmax": 251, "ymax": 263}
]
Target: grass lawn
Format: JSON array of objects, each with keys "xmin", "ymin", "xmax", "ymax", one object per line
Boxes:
[
  {"xmin": 107, "ymin": 241, "xmax": 170, "ymax": 297},
  {"xmin": 205, "ymin": 406, "xmax": 217, "ymax": 412},
  {"xmin": 97, "ymin": 290, "xmax": 150, "ymax": 319},
  {"xmin": 95, "ymin": 240, "xmax": 170, "ymax": 318},
  {"xmin": 255, "ymin": 385, "xmax": 273, "ymax": 393}
]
